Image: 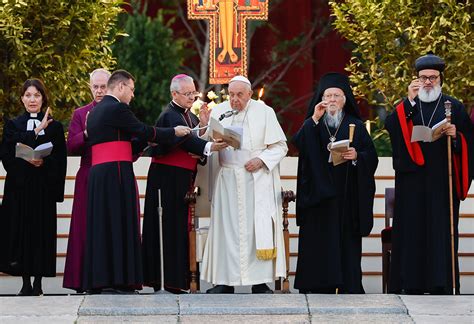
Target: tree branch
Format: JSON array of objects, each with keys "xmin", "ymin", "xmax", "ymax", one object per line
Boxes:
[
  {"xmin": 253, "ymin": 20, "xmax": 331, "ymax": 89},
  {"xmin": 173, "ymin": 0, "xmax": 204, "ymax": 62}
]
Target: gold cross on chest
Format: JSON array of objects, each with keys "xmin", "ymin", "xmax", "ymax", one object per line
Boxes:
[{"xmin": 188, "ymin": 0, "xmax": 268, "ymax": 84}]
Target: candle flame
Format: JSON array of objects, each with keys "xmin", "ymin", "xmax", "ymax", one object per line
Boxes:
[{"xmin": 258, "ymin": 87, "xmax": 264, "ymax": 99}]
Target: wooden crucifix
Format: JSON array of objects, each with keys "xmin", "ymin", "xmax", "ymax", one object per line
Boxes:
[{"xmin": 188, "ymin": 0, "xmax": 269, "ymax": 84}]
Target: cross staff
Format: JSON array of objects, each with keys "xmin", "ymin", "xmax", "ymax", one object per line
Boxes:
[{"xmin": 444, "ymin": 100, "xmax": 457, "ymax": 295}]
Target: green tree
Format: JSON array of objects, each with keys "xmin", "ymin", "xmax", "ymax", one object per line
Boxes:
[
  {"xmin": 330, "ymin": 0, "xmax": 473, "ymax": 110},
  {"xmin": 0, "ymin": 0, "xmax": 123, "ymax": 124},
  {"xmin": 112, "ymin": 1, "xmax": 186, "ymax": 125}
]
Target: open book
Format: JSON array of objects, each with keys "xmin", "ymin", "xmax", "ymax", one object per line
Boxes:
[
  {"xmin": 209, "ymin": 117, "xmax": 242, "ymax": 149},
  {"xmin": 328, "ymin": 139, "xmax": 350, "ymax": 166},
  {"xmin": 15, "ymin": 142, "xmax": 53, "ymax": 161},
  {"xmin": 411, "ymin": 118, "xmax": 448, "ymax": 143}
]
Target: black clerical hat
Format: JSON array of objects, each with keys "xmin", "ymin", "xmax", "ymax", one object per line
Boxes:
[
  {"xmin": 415, "ymin": 53, "xmax": 445, "ymax": 72},
  {"xmin": 305, "ymin": 72, "xmax": 360, "ymax": 119}
]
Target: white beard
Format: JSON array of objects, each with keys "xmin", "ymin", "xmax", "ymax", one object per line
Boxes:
[
  {"xmin": 325, "ymin": 109, "xmax": 343, "ymax": 128},
  {"xmin": 418, "ymin": 84, "xmax": 442, "ymax": 103}
]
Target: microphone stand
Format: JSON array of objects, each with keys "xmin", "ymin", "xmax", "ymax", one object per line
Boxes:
[{"xmin": 156, "ymin": 189, "xmax": 170, "ymax": 294}]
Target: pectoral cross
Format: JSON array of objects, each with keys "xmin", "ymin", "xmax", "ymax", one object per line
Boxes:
[{"xmin": 188, "ymin": 0, "xmax": 268, "ymax": 84}]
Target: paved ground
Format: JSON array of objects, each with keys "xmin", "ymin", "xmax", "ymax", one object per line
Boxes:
[{"xmin": 0, "ymin": 294, "xmax": 471, "ymax": 323}]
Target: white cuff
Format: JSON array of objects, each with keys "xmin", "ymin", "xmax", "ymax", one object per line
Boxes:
[{"xmin": 203, "ymin": 142, "xmax": 213, "ymax": 156}]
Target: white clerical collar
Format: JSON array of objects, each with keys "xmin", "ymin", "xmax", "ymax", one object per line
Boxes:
[
  {"xmin": 172, "ymin": 100, "xmax": 189, "ymax": 113},
  {"xmin": 106, "ymin": 94, "xmax": 121, "ymax": 102},
  {"xmin": 29, "ymin": 113, "xmax": 38, "ymax": 118},
  {"xmin": 27, "ymin": 119, "xmax": 45, "ymax": 135}
]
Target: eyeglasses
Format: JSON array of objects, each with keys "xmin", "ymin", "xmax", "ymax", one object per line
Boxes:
[
  {"xmin": 176, "ymin": 91, "xmax": 200, "ymax": 98},
  {"xmin": 323, "ymin": 93, "xmax": 344, "ymax": 100},
  {"xmin": 122, "ymin": 83, "xmax": 135, "ymax": 92},
  {"xmin": 418, "ymin": 75, "xmax": 440, "ymax": 83}
]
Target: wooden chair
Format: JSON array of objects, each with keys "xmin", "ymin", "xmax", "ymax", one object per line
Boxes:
[
  {"xmin": 185, "ymin": 187, "xmax": 200, "ymax": 293},
  {"xmin": 275, "ymin": 190, "xmax": 296, "ymax": 293},
  {"xmin": 185, "ymin": 187, "xmax": 296, "ymax": 293},
  {"xmin": 381, "ymin": 187, "xmax": 395, "ymax": 293}
]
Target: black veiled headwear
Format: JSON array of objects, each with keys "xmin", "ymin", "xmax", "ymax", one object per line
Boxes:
[
  {"xmin": 305, "ymin": 72, "xmax": 361, "ymax": 120},
  {"xmin": 415, "ymin": 53, "xmax": 445, "ymax": 72}
]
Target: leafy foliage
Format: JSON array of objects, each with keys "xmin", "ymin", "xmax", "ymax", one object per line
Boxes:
[
  {"xmin": 112, "ymin": 0, "xmax": 186, "ymax": 125},
  {"xmin": 0, "ymin": 0, "xmax": 123, "ymax": 124},
  {"xmin": 330, "ymin": 0, "xmax": 473, "ymax": 110}
]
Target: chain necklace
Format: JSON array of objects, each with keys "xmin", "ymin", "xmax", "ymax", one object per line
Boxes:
[
  {"xmin": 172, "ymin": 101, "xmax": 195, "ymax": 128},
  {"xmin": 324, "ymin": 113, "xmax": 345, "ymax": 151},
  {"xmin": 419, "ymin": 93, "xmax": 442, "ymax": 128}
]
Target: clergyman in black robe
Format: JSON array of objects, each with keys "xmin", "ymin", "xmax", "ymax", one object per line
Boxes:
[
  {"xmin": 0, "ymin": 79, "xmax": 67, "ymax": 296},
  {"xmin": 81, "ymin": 70, "xmax": 191, "ymax": 293},
  {"xmin": 385, "ymin": 53, "xmax": 473, "ymax": 294},
  {"xmin": 142, "ymin": 74, "xmax": 218, "ymax": 293},
  {"xmin": 293, "ymin": 73, "xmax": 378, "ymax": 294}
]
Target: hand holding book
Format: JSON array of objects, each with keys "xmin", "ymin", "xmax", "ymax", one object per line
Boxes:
[{"xmin": 15, "ymin": 142, "xmax": 53, "ymax": 166}]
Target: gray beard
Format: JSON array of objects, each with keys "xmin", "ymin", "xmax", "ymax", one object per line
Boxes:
[
  {"xmin": 418, "ymin": 84, "xmax": 442, "ymax": 103},
  {"xmin": 325, "ymin": 109, "xmax": 343, "ymax": 128}
]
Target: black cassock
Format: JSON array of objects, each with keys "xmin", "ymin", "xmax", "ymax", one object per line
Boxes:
[
  {"xmin": 385, "ymin": 94, "xmax": 473, "ymax": 294},
  {"xmin": 293, "ymin": 114, "xmax": 378, "ymax": 293},
  {"xmin": 0, "ymin": 112, "xmax": 66, "ymax": 277},
  {"xmin": 82, "ymin": 95, "xmax": 175, "ymax": 290},
  {"xmin": 142, "ymin": 101, "xmax": 207, "ymax": 291}
]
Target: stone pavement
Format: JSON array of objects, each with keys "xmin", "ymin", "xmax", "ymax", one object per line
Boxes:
[{"xmin": 0, "ymin": 294, "xmax": 472, "ymax": 323}]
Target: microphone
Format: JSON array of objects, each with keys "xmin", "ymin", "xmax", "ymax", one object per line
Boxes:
[{"xmin": 219, "ymin": 109, "xmax": 238, "ymax": 121}]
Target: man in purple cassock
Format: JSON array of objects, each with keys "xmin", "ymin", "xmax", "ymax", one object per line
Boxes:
[{"xmin": 63, "ymin": 68, "xmax": 110, "ymax": 292}]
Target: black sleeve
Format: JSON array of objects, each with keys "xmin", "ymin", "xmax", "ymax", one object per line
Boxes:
[
  {"xmin": 153, "ymin": 110, "xmax": 208, "ymax": 157},
  {"xmin": 110, "ymin": 103, "xmax": 175, "ymax": 143},
  {"xmin": 43, "ymin": 122, "xmax": 67, "ymax": 202},
  {"xmin": 353, "ymin": 123, "xmax": 378, "ymax": 236},
  {"xmin": 293, "ymin": 118, "xmax": 336, "ymax": 225},
  {"xmin": 2, "ymin": 118, "xmax": 37, "ymax": 149},
  {"xmin": 1, "ymin": 119, "xmax": 24, "ymax": 173}
]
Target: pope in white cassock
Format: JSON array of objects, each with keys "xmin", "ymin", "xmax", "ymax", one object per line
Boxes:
[{"xmin": 201, "ymin": 76, "xmax": 288, "ymax": 294}]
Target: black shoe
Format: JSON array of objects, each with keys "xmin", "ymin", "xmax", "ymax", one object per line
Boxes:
[
  {"xmin": 87, "ymin": 288, "xmax": 102, "ymax": 295},
  {"xmin": 251, "ymin": 283, "xmax": 273, "ymax": 294},
  {"xmin": 206, "ymin": 285, "xmax": 234, "ymax": 294},
  {"xmin": 32, "ymin": 286, "xmax": 43, "ymax": 296},
  {"xmin": 102, "ymin": 288, "xmax": 138, "ymax": 295},
  {"xmin": 17, "ymin": 286, "xmax": 32, "ymax": 296},
  {"xmin": 165, "ymin": 287, "xmax": 188, "ymax": 294}
]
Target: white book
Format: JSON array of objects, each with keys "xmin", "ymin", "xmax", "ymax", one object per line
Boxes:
[
  {"xmin": 411, "ymin": 118, "xmax": 448, "ymax": 143},
  {"xmin": 209, "ymin": 117, "xmax": 243, "ymax": 149},
  {"xmin": 329, "ymin": 139, "xmax": 350, "ymax": 166},
  {"xmin": 15, "ymin": 142, "xmax": 53, "ymax": 161}
]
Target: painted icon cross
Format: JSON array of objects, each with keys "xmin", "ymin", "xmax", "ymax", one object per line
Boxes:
[{"xmin": 188, "ymin": 0, "xmax": 268, "ymax": 84}]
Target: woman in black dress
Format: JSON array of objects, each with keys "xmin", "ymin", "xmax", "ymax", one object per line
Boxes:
[{"xmin": 0, "ymin": 79, "xmax": 67, "ymax": 296}]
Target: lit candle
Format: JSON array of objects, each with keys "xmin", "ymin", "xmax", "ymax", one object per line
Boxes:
[{"xmin": 257, "ymin": 87, "xmax": 265, "ymax": 104}]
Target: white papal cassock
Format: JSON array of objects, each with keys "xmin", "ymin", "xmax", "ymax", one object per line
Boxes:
[{"xmin": 201, "ymin": 99, "xmax": 288, "ymax": 286}]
